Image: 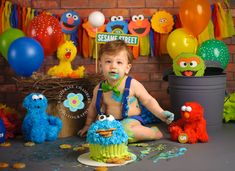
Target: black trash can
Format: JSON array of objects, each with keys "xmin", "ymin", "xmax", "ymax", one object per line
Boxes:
[{"xmin": 168, "ymin": 74, "xmax": 226, "ymax": 132}]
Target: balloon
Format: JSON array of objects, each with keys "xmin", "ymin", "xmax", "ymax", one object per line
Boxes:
[
  {"xmin": 88, "ymin": 11, "xmax": 105, "ymax": 28},
  {"xmin": 167, "ymin": 28, "xmax": 198, "ymax": 59},
  {"xmin": 0, "ymin": 28, "xmax": 25, "ymax": 60},
  {"xmin": 8, "ymin": 37, "xmax": 44, "ymax": 77},
  {"xmin": 197, "ymin": 39, "xmax": 230, "ymax": 70},
  {"xmin": 27, "ymin": 13, "xmax": 63, "ymax": 56},
  {"xmin": 179, "ymin": 0, "xmax": 211, "ymax": 37}
]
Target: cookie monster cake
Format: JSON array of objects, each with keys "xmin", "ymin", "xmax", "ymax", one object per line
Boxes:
[{"xmin": 86, "ymin": 114, "xmax": 131, "ymax": 164}]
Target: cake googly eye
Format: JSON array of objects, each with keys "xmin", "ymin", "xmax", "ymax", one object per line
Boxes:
[
  {"xmin": 106, "ymin": 115, "xmax": 115, "ymax": 121},
  {"xmin": 98, "ymin": 115, "xmax": 106, "ymax": 121}
]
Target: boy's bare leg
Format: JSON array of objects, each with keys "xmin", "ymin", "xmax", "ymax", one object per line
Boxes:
[{"xmin": 121, "ymin": 118, "xmax": 163, "ymax": 143}]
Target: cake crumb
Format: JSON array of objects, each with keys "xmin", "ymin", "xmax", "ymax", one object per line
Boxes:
[{"xmin": 94, "ymin": 166, "xmax": 108, "ymax": 171}]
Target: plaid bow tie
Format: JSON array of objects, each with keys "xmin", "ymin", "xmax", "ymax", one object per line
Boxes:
[{"xmin": 101, "ymin": 77, "xmax": 125, "ymax": 97}]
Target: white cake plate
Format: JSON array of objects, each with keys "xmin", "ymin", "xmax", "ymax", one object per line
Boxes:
[{"xmin": 77, "ymin": 152, "xmax": 136, "ymax": 167}]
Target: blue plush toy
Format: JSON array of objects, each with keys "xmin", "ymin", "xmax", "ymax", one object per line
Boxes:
[
  {"xmin": 22, "ymin": 93, "xmax": 62, "ymax": 143},
  {"xmin": 0, "ymin": 119, "xmax": 6, "ymax": 143}
]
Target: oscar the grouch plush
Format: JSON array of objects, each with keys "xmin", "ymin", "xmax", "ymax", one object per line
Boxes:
[{"xmin": 173, "ymin": 53, "xmax": 205, "ymax": 77}]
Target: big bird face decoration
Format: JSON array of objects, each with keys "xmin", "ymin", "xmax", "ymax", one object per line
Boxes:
[
  {"xmin": 151, "ymin": 11, "xmax": 174, "ymax": 34},
  {"xmin": 173, "ymin": 53, "xmax": 205, "ymax": 77},
  {"xmin": 57, "ymin": 41, "xmax": 77, "ymax": 62},
  {"xmin": 106, "ymin": 16, "xmax": 128, "ymax": 34},
  {"xmin": 128, "ymin": 14, "xmax": 150, "ymax": 37}
]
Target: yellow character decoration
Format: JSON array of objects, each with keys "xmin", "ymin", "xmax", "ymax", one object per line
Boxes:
[
  {"xmin": 47, "ymin": 41, "xmax": 85, "ymax": 78},
  {"xmin": 151, "ymin": 11, "xmax": 174, "ymax": 55},
  {"xmin": 151, "ymin": 11, "xmax": 174, "ymax": 34},
  {"xmin": 128, "ymin": 14, "xmax": 151, "ymax": 58}
]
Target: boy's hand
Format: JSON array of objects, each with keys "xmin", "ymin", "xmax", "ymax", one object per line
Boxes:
[
  {"xmin": 163, "ymin": 111, "xmax": 174, "ymax": 124},
  {"xmin": 77, "ymin": 125, "xmax": 90, "ymax": 137}
]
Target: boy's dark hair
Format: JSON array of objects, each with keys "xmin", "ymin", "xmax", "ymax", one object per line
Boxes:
[{"xmin": 98, "ymin": 40, "xmax": 134, "ymax": 64}]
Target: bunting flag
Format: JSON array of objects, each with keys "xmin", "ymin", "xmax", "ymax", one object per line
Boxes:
[{"xmin": 0, "ymin": 0, "xmax": 234, "ymax": 58}]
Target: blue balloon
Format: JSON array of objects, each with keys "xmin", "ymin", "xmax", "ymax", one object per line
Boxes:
[{"xmin": 8, "ymin": 37, "xmax": 44, "ymax": 77}]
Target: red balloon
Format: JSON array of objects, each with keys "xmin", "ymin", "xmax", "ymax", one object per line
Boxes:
[
  {"xmin": 179, "ymin": 0, "xmax": 211, "ymax": 37},
  {"xmin": 27, "ymin": 13, "xmax": 63, "ymax": 56}
]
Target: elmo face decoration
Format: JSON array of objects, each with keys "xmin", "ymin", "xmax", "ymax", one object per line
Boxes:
[
  {"xmin": 151, "ymin": 11, "xmax": 174, "ymax": 34},
  {"xmin": 168, "ymin": 102, "xmax": 209, "ymax": 144},
  {"xmin": 60, "ymin": 11, "xmax": 81, "ymax": 34},
  {"xmin": 128, "ymin": 14, "xmax": 150, "ymax": 37},
  {"xmin": 173, "ymin": 53, "xmax": 205, "ymax": 77},
  {"xmin": 106, "ymin": 16, "xmax": 128, "ymax": 34}
]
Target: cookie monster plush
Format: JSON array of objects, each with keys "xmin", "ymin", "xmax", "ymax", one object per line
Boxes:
[{"xmin": 22, "ymin": 93, "xmax": 62, "ymax": 143}]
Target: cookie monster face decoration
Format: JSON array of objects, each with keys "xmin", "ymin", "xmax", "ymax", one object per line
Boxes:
[
  {"xmin": 87, "ymin": 114, "xmax": 128, "ymax": 145},
  {"xmin": 106, "ymin": 16, "xmax": 128, "ymax": 34},
  {"xmin": 128, "ymin": 14, "xmax": 151, "ymax": 37},
  {"xmin": 60, "ymin": 11, "xmax": 80, "ymax": 34},
  {"xmin": 23, "ymin": 93, "xmax": 48, "ymax": 112},
  {"xmin": 173, "ymin": 53, "xmax": 205, "ymax": 77}
]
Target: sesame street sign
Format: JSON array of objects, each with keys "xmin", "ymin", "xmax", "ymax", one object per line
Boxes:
[{"xmin": 96, "ymin": 32, "xmax": 139, "ymax": 46}]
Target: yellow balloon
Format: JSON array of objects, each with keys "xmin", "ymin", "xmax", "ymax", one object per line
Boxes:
[{"xmin": 167, "ymin": 28, "xmax": 198, "ymax": 59}]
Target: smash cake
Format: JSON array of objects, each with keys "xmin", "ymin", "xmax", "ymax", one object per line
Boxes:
[{"xmin": 86, "ymin": 114, "xmax": 132, "ymax": 164}]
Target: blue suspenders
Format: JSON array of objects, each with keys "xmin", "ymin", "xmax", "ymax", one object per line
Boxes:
[
  {"xmin": 121, "ymin": 76, "xmax": 132, "ymax": 118},
  {"xmin": 96, "ymin": 83, "xmax": 104, "ymax": 115},
  {"xmin": 95, "ymin": 76, "xmax": 132, "ymax": 118}
]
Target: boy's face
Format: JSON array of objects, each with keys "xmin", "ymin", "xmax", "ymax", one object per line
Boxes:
[{"xmin": 99, "ymin": 50, "xmax": 132, "ymax": 81}]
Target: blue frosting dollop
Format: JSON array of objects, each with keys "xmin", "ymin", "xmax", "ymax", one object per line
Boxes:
[{"xmin": 86, "ymin": 119, "xmax": 128, "ymax": 145}]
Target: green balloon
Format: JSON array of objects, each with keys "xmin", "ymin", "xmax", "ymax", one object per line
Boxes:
[
  {"xmin": 196, "ymin": 39, "xmax": 230, "ymax": 70},
  {"xmin": 0, "ymin": 28, "xmax": 25, "ymax": 60}
]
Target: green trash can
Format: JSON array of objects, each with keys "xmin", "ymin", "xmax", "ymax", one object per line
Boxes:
[{"xmin": 168, "ymin": 74, "xmax": 226, "ymax": 132}]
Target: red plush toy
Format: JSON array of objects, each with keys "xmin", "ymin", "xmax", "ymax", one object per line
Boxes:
[{"xmin": 168, "ymin": 102, "xmax": 209, "ymax": 144}]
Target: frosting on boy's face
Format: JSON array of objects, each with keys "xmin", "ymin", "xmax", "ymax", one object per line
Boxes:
[{"xmin": 100, "ymin": 50, "xmax": 131, "ymax": 81}]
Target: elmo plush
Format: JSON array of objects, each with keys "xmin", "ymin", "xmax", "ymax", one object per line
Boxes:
[{"xmin": 168, "ymin": 102, "xmax": 209, "ymax": 144}]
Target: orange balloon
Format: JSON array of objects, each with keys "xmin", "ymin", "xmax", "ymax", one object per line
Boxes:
[{"xmin": 179, "ymin": 0, "xmax": 211, "ymax": 37}]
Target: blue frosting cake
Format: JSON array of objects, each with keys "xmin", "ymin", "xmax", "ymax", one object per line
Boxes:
[{"xmin": 86, "ymin": 115, "xmax": 131, "ymax": 163}]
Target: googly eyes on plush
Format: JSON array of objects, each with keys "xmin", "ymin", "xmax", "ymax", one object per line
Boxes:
[
  {"xmin": 65, "ymin": 13, "xmax": 79, "ymax": 21},
  {"xmin": 132, "ymin": 15, "xmax": 144, "ymax": 21},
  {"xmin": 181, "ymin": 105, "xmax": 192, "ymax": 112},
  {"xmin": 38, "ymin": 94, "xmax": 44, "ymax": 100},
  {"xmin": 159, "ymin": 18, "xmax": 167, "ymax": 23},
  {"xmin": 65, "ymin": 48, "xmax": 71, "ymax": 52},
  {"xmin": 32, "ymin": 94, "xmax": 44, "ymax": 101},
  {"xmin": 66, "ymin": 13, "xmax": 72, "ymax": 18},
  {"xmin": 32, "ymin": 95, "xmax": 38, "ymax": 100},
  {"xmin": 72, "ymin": 15, "xmax": 79, "ymax": 21},
  {"xmin": 189, "ymin": 61, "xmax": 198, "ymax": 67},
  {"xmin": 98, "ymin": 114, "xmax": 115, "ymax": 121},
  {"xmin": 111, "ymin": 16, "xmax": 123, "ymax": 21},
  {"xmin": 186, "ymin": 106, "xmax": 192, "ymax": 112},
  {"xmin": 181, "ymin": 105, "xmax": 187, "ymax": 111},
  {"xmin": 179, "ymin": 61, "xmax": 187, "ymax": 68}
]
